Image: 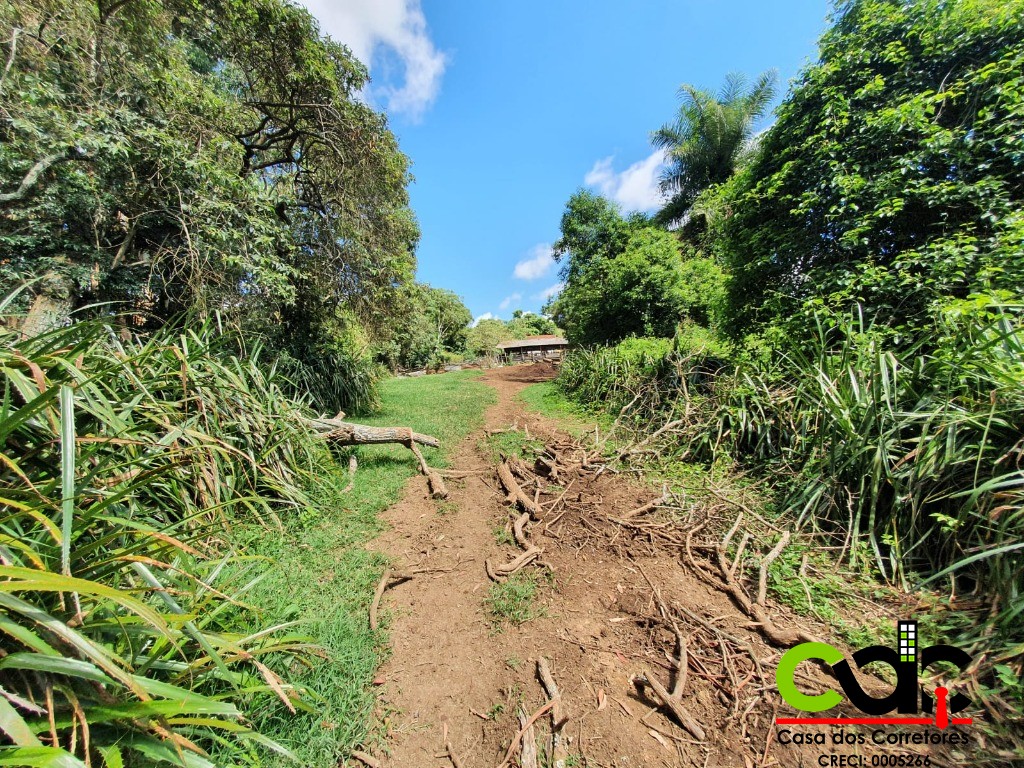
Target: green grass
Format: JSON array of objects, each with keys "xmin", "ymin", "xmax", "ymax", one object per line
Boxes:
[
  {"xmin": 486, "ymin": 572, "xmax": 546, "ymax": 628},
  {"xmin": 518, "ymin": 380, "xmax": 610, "ymax": 437},
  {"xmin": 241, "ymin": 370, "xmax": 495, "ymax": 765}
]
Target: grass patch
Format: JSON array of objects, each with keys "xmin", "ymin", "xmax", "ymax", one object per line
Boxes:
[
  {"xmin": 484, "ymin": 428, "xmax": 543, "ymax": 461},
  {"xmin": 243, "ymin": 370, "xmax": 495, "ymax": 765},
  {"xmin": 486, "ymin": 571, "xmax": 546, "ymax": 628},
  {"xmin": 518, "ymin": 380, "xmax": 610, "ymax": 437}
]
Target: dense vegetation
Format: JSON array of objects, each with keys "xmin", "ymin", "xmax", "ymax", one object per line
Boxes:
[
  {"xmin": 1, "ymin": 0, "xmax": 425, "ymax": 413},
  {"xmin": 553, "ymin": 0, "xmax": 1024, "ymax": 737},
  {"xmin": 466, "ymin": 310, "xmax": 561, "ymax": 359},
  {"xmin": 0, "ymin": 315, "xmax": 333, "ymax": 765}
]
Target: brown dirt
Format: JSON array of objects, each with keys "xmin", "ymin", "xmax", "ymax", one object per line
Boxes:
[{"xmin": 365, "ymin": 363, "xmax": 952, "ymax": 768}]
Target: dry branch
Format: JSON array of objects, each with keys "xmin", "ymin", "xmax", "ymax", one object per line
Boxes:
[
  {"xmin": 311, "ymin": 418, "xmax": 448, "ymax": 497},
  {"xmin": 688, "ymin": 516, "xmax": 818, "ymax": 647},
  {"xmin": 349, "ymin": 750, "xmax": 381, "ymax": 768},
  {"xmin": 636, "ymin": 666, "xmax": 706, "ymax": 741},
  {"xmin": 496, "ymin": 459, "xmax": 542, "ymax": 518},
  {"xmin": 310, "ymin": 419, "xmax": 439, "ymax": 447},
  {"xmin": 537, "ymin": 658, "xmax": 569, "ymax": 767},
  {"xmin": 517, "ymin": 708, "xmax": 539, "ymax": 768},
  {"xmin": 619, "ymin": 485, "xmax": 671, "ymax": 520},
  {"xmin": 341, "ymin": 454, "xmax": 357, "ymax": 494},
  {"xmin": 369, "ymin": 569, "xmax": 414, "ymax": 631},
  {"xmin": 408, "ymin": 439, "xmax": 449, "ymax": 499},
  {"xmin": 496, "ymin": 700, "xmax": 554, "ymax": 768}
]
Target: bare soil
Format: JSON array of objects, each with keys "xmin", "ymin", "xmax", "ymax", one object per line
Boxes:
[{"xmin": 365, "ymin": 363, "xmax": 949, "ymax": 768}]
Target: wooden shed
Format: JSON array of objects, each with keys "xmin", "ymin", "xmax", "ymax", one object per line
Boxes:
[{"xmin": 496, "ymin": 335, "xmax": 569, "ymax": 363}]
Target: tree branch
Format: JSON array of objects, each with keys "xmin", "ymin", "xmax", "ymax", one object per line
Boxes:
[{"xmin": 0, "ymin": 150, "xmax": 86, "ymax": 205}]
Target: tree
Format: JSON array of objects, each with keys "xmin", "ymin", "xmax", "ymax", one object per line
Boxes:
[
  {"xmin": 0, "ymin": 0, "xmax": 417, "ymax": 360},
  {"xmin": 466, "ymin": 318, "xmax": 514, "ymax": 357},
  {"xmin": 652, "ymin": 71, "xmax": 776, "ymax": 226},
  {"xmin": 381, "ymin": 284, "xmax": 471, "ymax": 369},
  {"xmin": 720, "ymin": 0, "xmax": 1024, "ymax": 339},
  {"xmin": 551, "ymin": 190, "xmax": 634, "ymax": 281},
  {"xmin": 507, "ymin": 311, "xmax": 559, "ymax": 338},
  {"xmin": 547, "ymin": 193, "xmax": 718, "ymax": 345}
]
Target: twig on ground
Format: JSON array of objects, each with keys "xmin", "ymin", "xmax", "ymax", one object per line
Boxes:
[
  {"xmin": 537, "ymin": 657, "xmax": 569, "ymax": 767},
  {"xmin": 517, "ymin": 708, "xmax": 540, "ymax": 768},
  {"xmin": 349, "ymin": 750, "xmax": 381, "ymax": 768},
  {"xmin": 369, "ymin": 569, "xmax": 414, "ymax": 630},
  {"xmin": 619, "ymin": 485, "xmax": 672, "ymax": 520},
  {"xmin": 496, "ymin": 700, "xmax": 554, "ymax": 768}
]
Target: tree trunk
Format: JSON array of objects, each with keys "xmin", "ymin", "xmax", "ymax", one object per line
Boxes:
[
  {"xmin": 308, "ymin": 419, "xmax": 439, "ymax": 448},
  {"xmin": 21, "ymin": 273, "xmax": 73, "ymax": 339}
]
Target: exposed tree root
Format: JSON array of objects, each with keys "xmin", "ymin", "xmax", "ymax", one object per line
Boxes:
[
  {"xmin": 485, "ymin": 545, "xmax": 542, "ymax": 582},
  {"xmin": 496, "ymin": 459, "xmax": 542, "ymax": 518},
  {"xmin": 618, "ymin": 484, "xmax": 671, "ymax": 519},
  {"xmin": 687, "ymin": 513, "xmax": 819, "ymax": 647},
  {"xmin": 537, "ymin": 657, "xmax": 569, "ymax": 768},
  {"xmin": 369, "ymin": 569, "xmax": 414, "ymax": 631}
]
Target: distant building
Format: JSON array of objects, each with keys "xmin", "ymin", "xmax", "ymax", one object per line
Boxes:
[{"xmin": 496, "ymin": 335, "xmax": 569, "ymax": 363}]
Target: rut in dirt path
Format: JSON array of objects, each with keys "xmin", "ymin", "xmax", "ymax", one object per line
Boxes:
[{"xmin": 362, "ymin": 363, "xmax": 930, "ymax": 768}]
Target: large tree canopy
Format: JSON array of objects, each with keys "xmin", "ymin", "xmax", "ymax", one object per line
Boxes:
[
  {"xmin": 0, "ymin": 0, "xmax": 418, "ymax": 343},
  {"xmin": 720, "ymin": 0, "xmax": 1024, "ymax": 338}
]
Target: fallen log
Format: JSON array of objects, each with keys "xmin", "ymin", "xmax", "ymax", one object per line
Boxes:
[
  {"xmin": 310, "ymin": 419, "xmax": 448, "ymax": 498},
  {"xmin": 309, "ymin": 419, "xmax": 440, "ymax": 448}
]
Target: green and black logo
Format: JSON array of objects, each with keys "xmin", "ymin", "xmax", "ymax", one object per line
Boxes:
[{"xmin": 776, "ymin": 620, "xmax": 973, "ymax": 727}]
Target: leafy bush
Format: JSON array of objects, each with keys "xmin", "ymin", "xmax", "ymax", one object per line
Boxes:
[
  {"xmin": 0, "ymin": 309, "xmax": 334, "ymax": 765},
  {"xmin": 721, "ymin": 0, "xmax": 1024, "ymax": 338}
]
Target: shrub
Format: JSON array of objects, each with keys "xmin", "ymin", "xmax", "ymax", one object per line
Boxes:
[{"xmin": 0, "ymin": 310, "xmax": 332, "ymax": 765}]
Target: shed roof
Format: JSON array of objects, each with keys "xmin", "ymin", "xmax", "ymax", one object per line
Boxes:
[{"xmin": 496, "ymin": 335, "xmax": 568, "ymax": 351}]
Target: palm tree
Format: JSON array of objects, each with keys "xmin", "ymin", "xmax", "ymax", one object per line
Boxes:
[{"xmin": 652, "ymin": 70, "xmax": 777, "ymax": 225}]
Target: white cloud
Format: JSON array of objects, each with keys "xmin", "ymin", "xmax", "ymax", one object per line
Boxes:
[
  {"xmin": 498, "ymin": 293, "xmax": 522, "ymax": 311},
  {"xmin": 300, "ymin": 0, "xmax": 446, "ymax": 120},
  {"xmin": 535, "ymin": 282, "xmax": 564, "ymax": 301},
  {"xmin": 584, "ymin": 150, "xmax": 667, "ymax": 212},
  {"xmin": 470, "ymin": 312, "xmax": 497, "ymax": 327},
  {"xmin": 513, "ymin": 244, "xmax": 555, "ymax": 281}
]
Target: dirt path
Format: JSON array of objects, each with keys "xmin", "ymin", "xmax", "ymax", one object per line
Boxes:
[{"xmin": 367, "ymin": 364, "xmax": 935, "ymax": 768}]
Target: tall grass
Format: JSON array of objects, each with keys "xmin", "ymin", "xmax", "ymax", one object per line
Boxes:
[
  {"xmin": 0, "ymin": 311, "xmax": 336, "ymax": 765},
  {"xmin": 558, "ymin": 301, "xmax": 1024, "ymax": 653}
]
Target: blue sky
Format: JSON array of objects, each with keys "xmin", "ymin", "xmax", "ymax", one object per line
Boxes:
[{"xmin": 299, "ymin": 0, "xmax": 831, "ymax": 322}]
